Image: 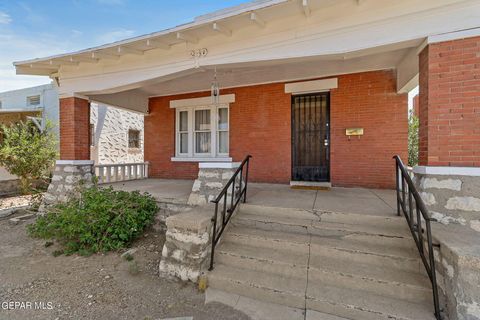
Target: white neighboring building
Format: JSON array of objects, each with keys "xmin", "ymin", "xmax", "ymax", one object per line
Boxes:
[{"xmin": 0, "ymin": 83, "xmax": 144, "ymax": 194}]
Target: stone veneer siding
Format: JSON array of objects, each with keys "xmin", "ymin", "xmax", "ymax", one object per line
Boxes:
[
  {"xmin": 415, "ymin": 172, "xmax": 480, "ymax": 232},
  {"xmin": 41, "ymin": 162, "xmax": 94, "ymax": 210},
  {"xmin": 90, "ymin": 104, "xmax": 144, "ymax": 164}
]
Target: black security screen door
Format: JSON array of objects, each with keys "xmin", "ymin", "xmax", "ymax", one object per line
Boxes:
[{"xmin": 291, "ymin": 93, "xmax": 330, "ymax": 182}]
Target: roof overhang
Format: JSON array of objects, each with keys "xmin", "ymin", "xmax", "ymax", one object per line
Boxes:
[
  {"xmin": 12, "ymin": 0, "xmax": 480, "ymax": 113},
  {"xmin": 0, "ymin": 108, "xmax": 43, "ymax": 114},
  {"xmin": 13, "ymin": 0, "xmax": 289, "ymax": 75}
]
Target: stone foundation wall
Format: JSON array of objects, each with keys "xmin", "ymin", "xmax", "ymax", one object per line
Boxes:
[
  {"xmin": 413, "ymin": 167, "xmax": 480, "ymax": 319},
  {"xmin": 41, "ymin": 160, "xmax": 94, "ymax": 210},
  {"xmin": 414, "ymin": 172, "xmax": 480, "ymax": 233},
  {"xmin": 159, "ymin": 210, "xmax": 212, "ymax": 282},
  {"xmin": 431, "ymin": 225, "xmax": 480, "ymax": 320},
  {"xmin": 187, "ymin": 163, "xmax": 241, "ymax": 206}
]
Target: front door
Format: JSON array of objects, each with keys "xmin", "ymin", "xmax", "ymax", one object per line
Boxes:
[{"xmin": 291, "ymin": 93, "xmax": 330, "ymax": 182}]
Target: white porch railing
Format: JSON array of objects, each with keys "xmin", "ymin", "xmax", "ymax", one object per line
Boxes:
[{"xmin": 95, "ymin": 162, "xmax": 149, "ymax": 184}]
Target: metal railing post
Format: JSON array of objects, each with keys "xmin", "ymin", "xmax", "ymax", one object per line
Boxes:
[
  {"xmin": 209, "ymin": 203, "xmax": 219, "ymax": 271},
  {"xmin": 392, "ymin": 155, "xmax": 442, "ymax": 320},
  {"xmin": 208, "ymin": 155, "xmax": 252, "ymax": 271},
  {"xmin": 243, "ymin": 157, "xmax": 251, "ymax": 203},
  {"xmin": 395, "ymin": 162, "xmax": 401, "ymax": 216},
  {"xmin": 427, "ymin": 221, "xmax": 441, "ymax": 319}
]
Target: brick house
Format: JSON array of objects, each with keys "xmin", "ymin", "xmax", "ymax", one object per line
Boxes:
[
  {"xmin": 13, "ymin": 0, "xmax": 480, "ymax": 189},
  {"xmin": 12, "ymin": 1, "xmax": 480, "ymax": 318}
]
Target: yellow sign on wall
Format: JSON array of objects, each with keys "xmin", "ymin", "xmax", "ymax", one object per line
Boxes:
[{"xmin": 346, "ymin": 128, "xmax": 364, "ymax": 136}]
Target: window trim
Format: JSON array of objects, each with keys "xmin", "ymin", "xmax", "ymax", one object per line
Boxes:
[{"xmin": 174, "ymin": 104, "xmax": 230, "ymax": 161}]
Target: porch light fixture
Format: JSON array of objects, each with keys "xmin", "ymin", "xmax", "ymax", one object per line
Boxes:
[{"xmin": 211, "ymin": 67, "xmax": 220, "ymax": 104}]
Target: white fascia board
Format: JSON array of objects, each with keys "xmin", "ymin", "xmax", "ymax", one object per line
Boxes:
[
  {"xmin": 413, "ymin": 166, "xmax": 480, "ymax": 177},
  {"xmin": 13, "ymin": 0, "xmax": 288, "ymax": 67},
  {"xmin": 169, "ymin": 94, "xmax": 235, "ymax": 108},
  {"xmin": 285, "ymin": 78, "xmax": 338, "ymax": 94},
  {"xmin": 428, "ymin": 27, "xmax": 480, "ymax": 45}
]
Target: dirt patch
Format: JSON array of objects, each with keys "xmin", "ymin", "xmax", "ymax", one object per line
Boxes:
[{"xmin": 0, "ymin": 214, "xmax": 250, "ymax": 320}]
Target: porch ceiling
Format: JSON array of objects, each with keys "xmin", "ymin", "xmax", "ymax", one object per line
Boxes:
[{"xmin": 86, "ymin": 43, "xmax": 418, "ymax": 113}]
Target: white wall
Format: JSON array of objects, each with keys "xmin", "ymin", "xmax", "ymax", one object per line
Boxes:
[
  {"xmin": 0, "ymin": 83, "xmax": 60, "ymax": 137},
  {"xmin": 0, "ymin": 84, "xmax": 144, "ymax": 182},
  {"xmin": 90, "ymin": 103, "xmax": 144, "ymax": 164}
]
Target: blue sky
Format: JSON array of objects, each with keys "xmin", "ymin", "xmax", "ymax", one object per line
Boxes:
[{"xmin": 0, "ymin": 0, "xmax": 248, "ymax": 92}]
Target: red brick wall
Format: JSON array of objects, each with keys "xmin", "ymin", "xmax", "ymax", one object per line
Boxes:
[
  {"xmin": 145, "ymin": 70, "xmax": 407, "ymax": 188},
  {"xmin": 145, "ymin": 83, "xmax": 291, "ymax": 183},
  {"xmin": 59, "ymin": 97, "xmax": 90, "ymax": 160},
  {"xmin": 330, "ymin": 71, "xmax": 408, "ymax": 188},
  {"xmin": 419, "ymin": 36, "xmax": 480, "ymax": 167}
]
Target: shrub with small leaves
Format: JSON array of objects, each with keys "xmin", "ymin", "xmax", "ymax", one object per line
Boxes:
[
  {"xmin": 28, "ymin": 186, "xmax": 158, "ymax": 256},
  {"xmin": 0, "ymin": 120, "xmax": 57, "ymax": 194}
]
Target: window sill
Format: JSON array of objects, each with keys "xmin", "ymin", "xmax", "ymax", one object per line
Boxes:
[{"xmin": 171, "ymin": 157, "xmax": 232, "ymax": 162}]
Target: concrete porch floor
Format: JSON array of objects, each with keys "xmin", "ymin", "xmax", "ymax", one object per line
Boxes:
[{"xmin": 106, "ymin": 179, "xmax": 397, "ymax": 217}]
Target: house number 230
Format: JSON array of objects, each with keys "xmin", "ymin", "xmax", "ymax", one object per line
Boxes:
[{"xmin": 190, "ymin": 48, "xmax": 208, "ymax": 58}]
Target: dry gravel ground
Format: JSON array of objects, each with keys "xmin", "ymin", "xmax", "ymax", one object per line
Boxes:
[
  {"xmin": 0, "ymin": 196, "xmax": 32, "ymax": 210},
  {"xmin": 0, "ymin": 212, "xmax": 250, "ymax": 320}
]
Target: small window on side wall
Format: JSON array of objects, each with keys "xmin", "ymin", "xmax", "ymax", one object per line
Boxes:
[
  {"xmin": 27, "ymin": 95, "xmax": 40, "ymax": 106},
  {"xmin": 128, "ymin": 129, "xmax": 141, "ymax": 148}
]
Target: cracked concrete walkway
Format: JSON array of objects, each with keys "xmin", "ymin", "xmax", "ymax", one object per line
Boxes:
[{"xmin": 246, "ymin": 183, "xmax": 397, "ymax": 217}]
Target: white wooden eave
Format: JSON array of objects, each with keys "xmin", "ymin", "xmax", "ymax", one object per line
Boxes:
[{"xmin": 12, "ymin": 0, "xmax": 480, "ymax": 113}]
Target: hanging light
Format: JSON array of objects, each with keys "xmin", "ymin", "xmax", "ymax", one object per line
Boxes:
[{"xmin": 211, "ymin": 67, "xmax": 220, "ymax": 104}]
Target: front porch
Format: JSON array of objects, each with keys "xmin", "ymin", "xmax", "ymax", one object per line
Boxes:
[{"xmin": 107, "ymin": 178, "xmax": 397, "ymax": 217}]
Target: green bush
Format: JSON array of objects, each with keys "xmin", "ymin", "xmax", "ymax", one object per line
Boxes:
[
  {"xmin": 0, "ymin": 120, "xmax": 58, "ymax": 194},
  {"xmin": 28, "ymin": 186, "xmax": 158, "ymax": 256},
  {"xmin": 408, "ymin": 110, "xmax": 419, "ymax": 167}
]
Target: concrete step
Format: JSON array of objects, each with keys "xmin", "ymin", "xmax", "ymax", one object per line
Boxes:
[
  {"xmin": 216, "ymin": 241, "xmax": 308, "ymax": 279},
  {"xmin": 225, "ymin": 226, "xmax": 424, "ymax": 273},
  {"xmin": 234, "ymin": 210, "xmax": 412, "ymax": 238},
  {"xmin": 307, "ymin": 282, "xmax": 436, "ymax": 320},
  {"xmin": 216, "ymin": 240, "xmax": 431, "ymax": 303},
  {"xmin": 309, "ymin": 255, "xmax": 431, "ymax": 304},
  {"xmin": 240, "ymin": 204, "xmax": 408, "ymax": 229},
  {"xmin": 207, "ymin": 264, "xmax": 307, "ymax": 309}
]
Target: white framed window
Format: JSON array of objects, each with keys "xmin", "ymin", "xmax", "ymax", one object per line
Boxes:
[
  {"xmin": 27, "ymin": 95, "xmax": 40, "ymax": 106},
  {"xmin": 174, "ymin": 104, "xmax": 229, "ymax": 160}
]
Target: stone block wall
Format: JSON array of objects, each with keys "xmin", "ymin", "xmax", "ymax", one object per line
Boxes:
[
  {"xmin": 159, "ymin": 210, "xmax": 213, "ymax": 282},
  {"xmin": 414, "ymin": 172, "xmax": 480, "ymax": 233},
  {"xmin": 187, "ymin": 164, "xmax": 241, "ymax": 206},
  {"xmin": 41, "ymin": 160, "xmax": 94, "ymax": 210},
  {"xmin": 90, "ymin": 104, "xmax": 144, "ymax": 165},
  {"xmin": 430, "ymin": 224, "xmax": 480, "ymax": 320}
]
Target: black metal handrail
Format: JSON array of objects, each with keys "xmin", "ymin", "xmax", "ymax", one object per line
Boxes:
[
  {"xmin": 394, "ymin": 155, "xmax": 442, "ymax": 320},
  {"xmin": 209, "ymin": 155, "xmax": 252, "ymax": 271}
]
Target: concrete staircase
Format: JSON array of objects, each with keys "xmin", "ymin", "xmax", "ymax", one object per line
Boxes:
[{"xmin": 206, "ymin": 204, "xmax": 436, "ymax": 320}]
